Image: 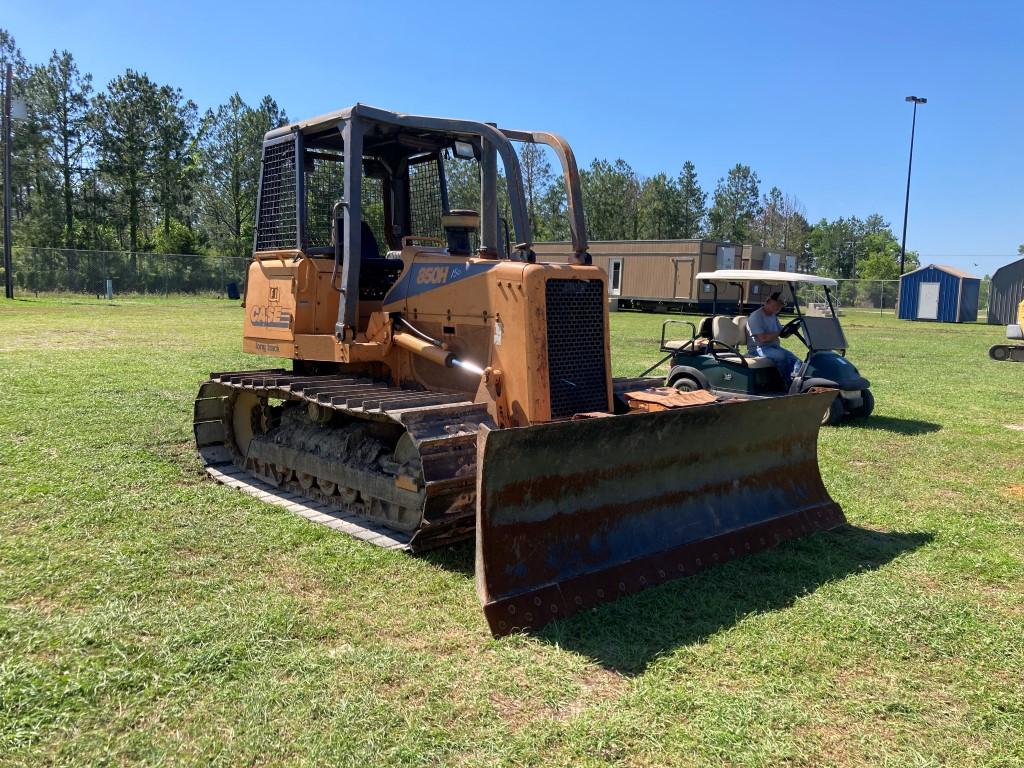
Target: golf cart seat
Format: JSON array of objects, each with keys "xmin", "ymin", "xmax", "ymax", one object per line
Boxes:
[{"xmin": 711, "ymin": 316, "xmax": 777, "ymax": 368}]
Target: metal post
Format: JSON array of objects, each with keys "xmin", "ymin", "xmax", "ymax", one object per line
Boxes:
[
  {"xmin": 3, "ymin": 64, "xmax": 13, "ymax": 299},
  {"xmin": 480, "ymin": 136, "xmax": 498, "ymax": 255},
  {"xmin": 900, "ymin": 96, "xmax": 927, "ymax": 275},
  {"xmin": 336, "ymin": 117, "xmax": 364, "ymax": 338}
]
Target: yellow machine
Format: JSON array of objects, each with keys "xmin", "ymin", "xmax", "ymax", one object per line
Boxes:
[
  {"xmin": 988, "ymin": 299, "xmax": 1024, "ymax": 362},
  {"xmin": 194, "ymin": 105, "xmax": 843, "ymax": 634}
]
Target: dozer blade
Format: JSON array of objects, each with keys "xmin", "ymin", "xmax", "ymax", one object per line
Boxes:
[{"xmin": 474, "ymin": 390, "xmax": 845, "ymax": 636}]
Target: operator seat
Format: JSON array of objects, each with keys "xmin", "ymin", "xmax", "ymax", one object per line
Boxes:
[
  {"xmin": 334, "ymin": 217, "xmax": 383, "ymax": 261},
  {"xmin": 711, "ymin": 316, "xmax": 776, "ymax": 368},
  {"xmin": 333, "ymin": 216, "xmax": 402, "ymax": 300}
]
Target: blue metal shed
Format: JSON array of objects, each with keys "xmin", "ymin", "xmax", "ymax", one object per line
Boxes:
[{"xmin": 898, "ymin": 264, "xmax": 980, "ymax": 323}]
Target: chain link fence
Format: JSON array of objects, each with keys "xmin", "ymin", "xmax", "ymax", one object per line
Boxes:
[
  {"xmin": 9, "ymin": 246, "xmax": 250, "ymax": 297},
  {"xmin": 797, "ymin": 278, "xmax": 991, "ymax": 316},
  {"xmin": 3, "ymin": 248, "xmax": 996, "ymax": 318},
  {"xmin": 832, "ymin": 279, "xmax": 899, "ymax": 313}
]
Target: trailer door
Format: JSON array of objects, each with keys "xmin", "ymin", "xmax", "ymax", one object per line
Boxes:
[{"xmin": 673, "ymin": 259, "xmax": 693, "ymax": 299}]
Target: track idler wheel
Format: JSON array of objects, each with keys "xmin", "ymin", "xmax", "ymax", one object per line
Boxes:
[
  {"xmin": 316, "ymin": 478, "xmax": 338, "ymax": 496},
  {"xmin": 265, "ymin": 463, "xmax": 291, "ymax": 487},
  {"xmin": 227, "ymin": 391, "xmax": 277, "ymax": 460}
]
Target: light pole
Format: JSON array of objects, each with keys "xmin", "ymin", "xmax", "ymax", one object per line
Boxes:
[
  {"xmin": 899, "ymin": 95, "xmax": 926, "ymax": 275},
  {"xmin": 3, "ymin": 64, "xmax": 12, "ymax": 299},
  {"xmin": 1, "ymin": 64, "xmax": 25, "ymax": 299}
]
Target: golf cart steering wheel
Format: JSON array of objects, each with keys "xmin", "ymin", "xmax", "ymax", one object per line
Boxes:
[{"xmin": 779, "ymin": 318, "xmax": 802, "ymax": 338}]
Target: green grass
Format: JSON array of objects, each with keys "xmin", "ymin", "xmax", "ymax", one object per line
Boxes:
[{"xmin": 1, "ymin": 296, "xmax": 1022, "ymax": 767}]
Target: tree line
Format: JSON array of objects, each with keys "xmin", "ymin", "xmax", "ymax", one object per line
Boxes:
[
  {"xmin": 1, "ymin": 28, "xmax": 916, "ymax": 287},
  {"xmin": 1, "ymin": 29, "xmax": 285, "ymax": 268}
]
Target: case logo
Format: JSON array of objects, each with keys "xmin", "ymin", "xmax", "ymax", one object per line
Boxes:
[{"xmin": 250, "ymin": 305, "xmax": 291, "ymax": 329}]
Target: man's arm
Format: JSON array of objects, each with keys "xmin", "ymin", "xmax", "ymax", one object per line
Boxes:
[{"xmin": 748, "ymin": 312, "xmax": 781, "ymax": 344}]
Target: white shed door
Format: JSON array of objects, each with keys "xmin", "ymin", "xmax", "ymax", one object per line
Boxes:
[{"xmin": 917, "ymin": 282, "xmax": 940, "ymax": 320}]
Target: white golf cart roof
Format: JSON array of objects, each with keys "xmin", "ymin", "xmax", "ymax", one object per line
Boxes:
[{"xmin": 695, "ymin": 269, "xmax": 838, "ymax": 287}]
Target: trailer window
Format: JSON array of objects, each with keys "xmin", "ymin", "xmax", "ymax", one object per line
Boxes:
[{"xmin": 608, "ymin": 258, "xmax": 622, "ymax": 296}]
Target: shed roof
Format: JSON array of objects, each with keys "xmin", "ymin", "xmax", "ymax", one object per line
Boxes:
[
  {"xmin": 900, "ymin": 263, "xmax": 979, "ymax": 280},
  {"xmin": 992, "ymin": 256, "xmax": 1024, "ymax": 280}
]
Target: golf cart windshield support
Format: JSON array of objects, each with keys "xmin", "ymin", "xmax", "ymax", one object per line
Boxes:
[
  {"xmin": 731, "ymin": 281, "xmax": 745, "ymax": 308},
  {"xmin": 824, "ymin": 286, "xmax": 839, "ymax": 319}
]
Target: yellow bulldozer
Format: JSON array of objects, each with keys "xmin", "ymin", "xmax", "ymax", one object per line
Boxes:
[{"xmin": 193, "ymin": 104, "xmax": 844, "ymax": 635}]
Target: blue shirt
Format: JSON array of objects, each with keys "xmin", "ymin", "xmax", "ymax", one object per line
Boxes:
[{"xmin": 746, "ymin": 307, "xmax": 781, "ymax": 353}]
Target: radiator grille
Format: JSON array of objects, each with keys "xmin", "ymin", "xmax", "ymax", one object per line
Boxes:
[
  {"xmin": 545, "ymin": 279, "xmax": 608, "ymax": 419},
  {"xmin": 255, "ymin": 139, "xmax": 298, "ymax": 251}
]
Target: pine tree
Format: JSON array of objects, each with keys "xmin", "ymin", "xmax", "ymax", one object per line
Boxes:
[
  {"xmin": 638, "ymin": 173, "xmax": 679, "ymax": 239},
  {"xmin": 518, "ymin": 142, "xmax": 554, "ymax": 239},
  {"xmin": 93, "ymin": 70, "xmax": 160, "ymax": 253},
  {"xmin": 757, "ymin": 186, "xmax": 786, "ymax": 248},
  {"xmin": 197, "ymin": 94, "xmax": 286, "ymax": 259},
  {"xmin": 676, "ymin": 161, "xmax": 706, "ymax": 238},
  {"xmin": 708, "ymin": 164, "xmax": 761, "ymax": 243},
  {"xmin": 152, "ymin": 84, "xmax": 198, "ymax": 245},
  {"xmin": 32, "ymin": 50, "xmax": 92, "ymax": 247},
  {"xmin": 581, "ymin": 158, "xmax": 640, "ymax": 240}
]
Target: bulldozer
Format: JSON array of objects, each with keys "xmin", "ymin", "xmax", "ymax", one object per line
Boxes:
[
  {"xmin": 193, "ymin": 104, "xmax": 844, "ymax": 635},
  {"xmin": 989, "ymin": 299, "xmax": 1024, "ymax": 362}
]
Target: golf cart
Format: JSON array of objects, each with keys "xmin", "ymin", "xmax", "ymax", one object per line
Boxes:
[{"xmin": 647, "ymin": 270, "xmax": 873, "ymax": 425}]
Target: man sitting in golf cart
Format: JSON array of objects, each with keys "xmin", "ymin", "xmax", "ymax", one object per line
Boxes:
[{"xmin": 746, "ymin": 292, "xmax": 801, "ymax": 379}]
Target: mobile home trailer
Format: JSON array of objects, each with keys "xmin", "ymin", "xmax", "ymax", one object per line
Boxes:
[{"xmin": 531, "ymin": 239, "xmax": 800, "ymax": 311}]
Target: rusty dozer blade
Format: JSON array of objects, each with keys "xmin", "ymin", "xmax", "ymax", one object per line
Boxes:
[{"xmin": 475, "ymin": 390, "xmax": 845, "ymax": 636}]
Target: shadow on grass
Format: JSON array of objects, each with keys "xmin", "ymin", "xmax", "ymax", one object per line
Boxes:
[
  {"xmin": 420, "ymin": 540, "xmax": 476, "ymax": 578},
  {"xmin": 535, "ymin": 525, "xmax": 931, "ymax": 675},
  {"xmin": 419, "ymin": 526, "xmax": 931, "ymax": 675},
  {"xmin": 849, "ymin": 416, "xmax": 941, "ymax": 435}
]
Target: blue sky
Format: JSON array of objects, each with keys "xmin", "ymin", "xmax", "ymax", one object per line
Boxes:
[{"xmin": 6, "ymin": 0, "xmax": 1022, "ymax": 275}]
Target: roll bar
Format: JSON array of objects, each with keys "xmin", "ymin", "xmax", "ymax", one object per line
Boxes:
[
  {"xmin": 262, "ymin": 104, "xmax": 592, "ymax": 338},
  {"xmin": 499, "ymin": 128, "xmax": 590, "ymax": 263},
  {"xmin": 331, "ymin": 105, "xmax": 537, "ymax": 338}
]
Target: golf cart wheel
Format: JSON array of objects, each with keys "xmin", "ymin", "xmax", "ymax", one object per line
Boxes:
[
  {"xmin": 821, "ymin": 392, "xmax": 845, "ymax": 427},
  {"xmin": 851, "ymin": 388, "xmax": 874, "ymax": 418},
  {"xmin": 671, "ymin": 375, "xmax": 702, "ymax": 392}
]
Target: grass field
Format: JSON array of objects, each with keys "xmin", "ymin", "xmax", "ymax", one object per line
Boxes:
[{"xmin": 1, "ymin": 296, "xmax": 1022, "ymax": 767}]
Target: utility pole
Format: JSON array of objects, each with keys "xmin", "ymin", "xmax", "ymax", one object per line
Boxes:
[
  {"xmin": 3, "ymin": 64, "xmax": 13, "ymax": 299},
  {"xmin": 899, "ymin": 95, "xmax": 927, "ymax": 275}
]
